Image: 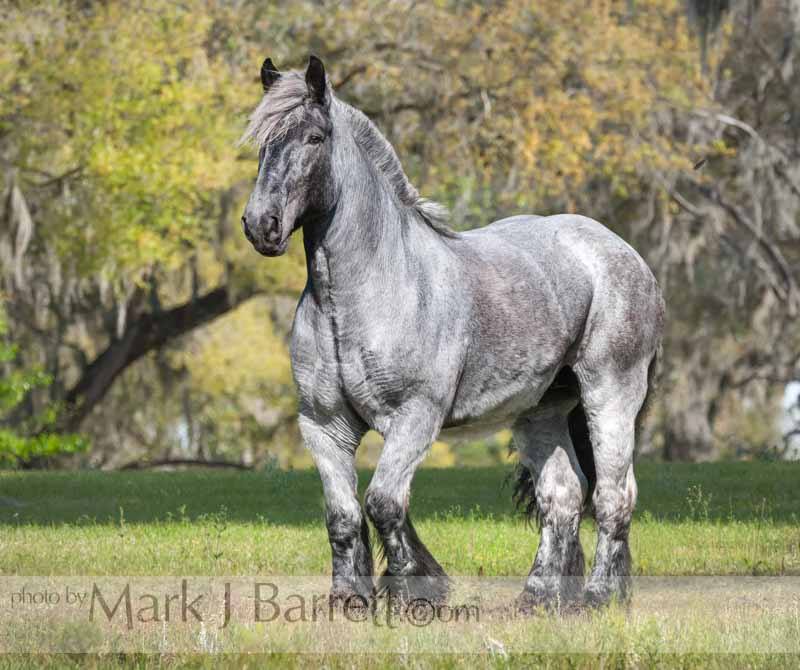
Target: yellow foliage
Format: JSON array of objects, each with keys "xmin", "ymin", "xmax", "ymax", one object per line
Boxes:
[
  {"xmin": 2, "ymin": 0, "xmax": 740, "ymax": 464},
  {"xmin": 426, "ymin": 441, "xmax": 457, "ymax": 468},
  {"xmin": 1, "ymin": 1, "xmax": 252, "ymax": 276},
  {"xmin": 176, "ymin": 299, "xmax": 293, "ymax": 401}
]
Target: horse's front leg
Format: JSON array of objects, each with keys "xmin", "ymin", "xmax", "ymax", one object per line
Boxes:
[
  {"xmin": 299, "ymin": 413, "xmax": 372, "ymax": 607},
  {"xmin": 364, "ymin": 407, "xmax": 448, "ymax": 604}
]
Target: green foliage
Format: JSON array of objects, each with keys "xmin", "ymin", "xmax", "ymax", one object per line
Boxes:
[
  {"xmin": 0, "ymin": 310, "xmax": 87, "ymax": 467},
  {"xmin": 1, "ymin": 1, "xmax": 251, "ymax": 279},
  {"xmin": 0, "ymin": 427, "xmax": 86, "ymax": 468},
  {"xmin": 1, "ymin": 0, "xmax": 795, "ymax": 465}
]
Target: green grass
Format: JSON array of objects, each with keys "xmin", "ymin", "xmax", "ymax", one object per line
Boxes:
[
  {"xmin": 1, "ymin": 462, "xmax": 798, "ymax": 576},
  {"xmin": 0, "ymin": 462, "xmax": 799, "ymax": 667}
]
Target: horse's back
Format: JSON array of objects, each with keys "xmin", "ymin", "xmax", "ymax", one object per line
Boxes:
[
  {"xmin": 462, "ymin": 213, "xmax": 661, "ymax": 314},
  {"xmin": 465, "ymin": 214, "xmax": 645, "ymax": 267}
]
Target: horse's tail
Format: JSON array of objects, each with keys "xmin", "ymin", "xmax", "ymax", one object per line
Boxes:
[
  {"xmin": 511, "ymin": 462, "xmax": 537, "ymax": 525},
  {"xmin": 569, "ymin": 401, "xmax": 596, "ymax": 509},
  {"xmin": 635, "ymin": 344, "xmax": 662, "ymax": 448}
]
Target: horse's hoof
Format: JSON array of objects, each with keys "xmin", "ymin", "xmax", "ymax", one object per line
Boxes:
[
  {"xmin": 583, "ymin": 578, "xmax": 631, "ymax": 609},
  {"xmin": 378, "ymin": 573, "xmax": 449, "ymax": 607},
  {"xmin": 582, "ymin": 585, "xmax": 610, "ymax": 609},
  {"xmin": 328, "ymin": 589, "xmax": 373, "ymax": 617},
  {"xmin": 514, "ymin": 590, "xmax": 550, "ymax": 616},
  {"xmin": 514, "ymin": 587, "xmax": 558, "ymax": 616},
  {"xmin": 517, "ymin": 574, "xmax": 586, "ymax": 615},
  {"xmin": 517, "ymin": 575, "xmax": 559, "ymax": 612}
]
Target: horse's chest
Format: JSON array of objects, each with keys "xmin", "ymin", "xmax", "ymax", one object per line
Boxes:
[{"xmin": 292, "ymin": 299, "xmax": 411, "ymax": 430}]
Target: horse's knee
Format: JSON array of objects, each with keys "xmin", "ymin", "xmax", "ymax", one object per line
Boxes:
[
  {"xmin": 592, "ymin": 465, "xmax": 637, "ymax": 535},
  {"xmin": 364, "ymin": 487, "xmax": 404, "ymax": 535},
  {"xmin": 326, "ymin": 503, "xmax": 364, "ymax": 547},
  {"xmin": 523, "ymin": 444, "xmax": 586, "ymax": 530}
]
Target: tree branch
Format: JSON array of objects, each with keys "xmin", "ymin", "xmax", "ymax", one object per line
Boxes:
[
  {"xmin": 118, "ymin": 458, "xmax": 252, "ymax": 471},
  {"xmin": 56, "ymin": 284, "xmax": 257, "ymax": 433},
  {"xmin": 698, "ymin": 184, "xmax": 799, "ymax": 310}
]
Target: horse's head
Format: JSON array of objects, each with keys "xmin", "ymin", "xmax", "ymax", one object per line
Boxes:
[{"xmin": 241, "ymin": 56, "xmax": 334, "ymax": 256}]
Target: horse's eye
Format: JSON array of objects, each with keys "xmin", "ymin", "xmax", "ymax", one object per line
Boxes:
[{"xmin": 308, "ymin": 134, "xmax": 324, "ymax": 145}]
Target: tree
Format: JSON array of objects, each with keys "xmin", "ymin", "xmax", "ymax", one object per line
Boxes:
[
  {"xmin": 0, "ymin": 1, "xmax": 304, "ymax": 464},
  {"xmin": 655, "ymin": 1, "xmax": 800, "ymax": 458},
  {"xmin": 236, "ymin": 0, "xmax": 800, "ymax": 460},
  {"xmin": 2, "ymin": 0, "xmax": 797, "ymax": 465}
]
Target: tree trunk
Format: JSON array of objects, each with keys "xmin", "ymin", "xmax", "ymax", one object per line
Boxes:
[
  {"xmin": 663, "ymin": 405, "xmax": 715, "ymax": 461},
  {"xmin": 56, "ymin": 285, "xmax": 254, "ymax": 434},
  {"xmin": 118, "ymin": 458, "xmax": 252, "ymax": 471},
  {"xmin": 661, "ymin": 343, "xmax": 718, "ymax": 461}
]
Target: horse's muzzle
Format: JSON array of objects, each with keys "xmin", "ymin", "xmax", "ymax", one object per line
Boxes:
[{"xmin": 241, "ymin": 212, "xmax": 288, "ymax": 256}]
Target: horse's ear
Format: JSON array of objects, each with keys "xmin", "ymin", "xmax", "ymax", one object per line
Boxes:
[
  {"xmin": 305, "ymin": 55, "xmax": 328, "ymax": 106},
  {"xmin": 261, "ymin": 57, "xmax": 280, "ymax": 92}
]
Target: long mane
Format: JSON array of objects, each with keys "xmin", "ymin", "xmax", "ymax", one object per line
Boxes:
[{"xmin": 241, "ymin": 71, "xmax": 455, "ymax": 237}]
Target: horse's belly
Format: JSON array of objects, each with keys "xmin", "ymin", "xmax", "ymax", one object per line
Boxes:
[
  {"xmin": 443, "ymin": 366, "xmax": 557, "ymax": 432},
  {"xmin": 439, "ymin": 417, "xmax": 518, "ymax": 443},
  {"xmin": 444, "ymin": 312, "xmax": 574, "ymax": 429}
]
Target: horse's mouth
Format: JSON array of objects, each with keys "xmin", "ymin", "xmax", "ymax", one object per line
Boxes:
[{"xmin": 253, "ymin": 238, "xmax": 289, "ymax": 257}]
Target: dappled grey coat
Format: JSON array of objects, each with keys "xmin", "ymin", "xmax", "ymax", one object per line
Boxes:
[{"xmin": 241, "ymin": 56, "xmax": 664, "ymax": 609}]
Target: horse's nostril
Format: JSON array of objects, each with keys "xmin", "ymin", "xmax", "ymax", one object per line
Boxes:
[{"xmin": 269, "ymin": 215, "xmax": 279, "ymax": 229}]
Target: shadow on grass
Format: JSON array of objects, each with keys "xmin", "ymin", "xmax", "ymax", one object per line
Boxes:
[{"xmin": 0, "ymin": 462, "xmax": 797, "ymax": 527}]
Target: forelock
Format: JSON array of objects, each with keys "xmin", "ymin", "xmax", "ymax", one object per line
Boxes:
[{"xmin": 240, "ymin": 71, "xmax": 312, "ymax": 146}]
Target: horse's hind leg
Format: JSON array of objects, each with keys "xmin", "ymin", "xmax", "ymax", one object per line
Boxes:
[
  {"xmin": 364, "ymin": 407, "xmax": 448, "ymax": 604},
  {"xmin": 513, "ymin": 390, "xmax": 588, "ymax": 610},
  {"xmin": 576, "ymin": 358, "xmax": 651, "ymax": 607}
]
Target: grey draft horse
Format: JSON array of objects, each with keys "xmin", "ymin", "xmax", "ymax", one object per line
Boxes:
[{"xmin": 241, "ymin": 56, "xmax": 665, "ymax": 610}]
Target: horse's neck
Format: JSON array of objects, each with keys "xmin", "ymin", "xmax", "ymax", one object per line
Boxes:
[{"xmin": 304, "ymin": 153, "xmax": 439, "ymax": 309}]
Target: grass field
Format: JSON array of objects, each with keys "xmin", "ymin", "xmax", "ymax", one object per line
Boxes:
[{"xmin": 1, "ymin": 462, "xmax": 799, "ymax": 667}]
